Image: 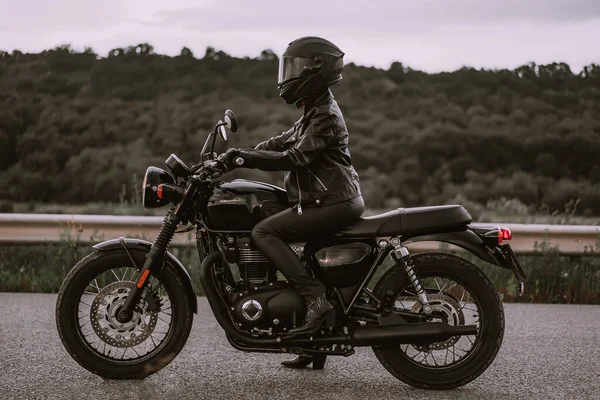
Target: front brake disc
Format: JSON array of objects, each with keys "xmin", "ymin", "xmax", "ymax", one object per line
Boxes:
[{"xmin": 89, "ymin": 281, "xmax": 158, "ymax": 348}]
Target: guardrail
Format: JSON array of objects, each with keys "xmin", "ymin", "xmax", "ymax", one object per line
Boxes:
[{"xmin": 0, "ymin": 213, "xmax": 598, "ymax": 255}]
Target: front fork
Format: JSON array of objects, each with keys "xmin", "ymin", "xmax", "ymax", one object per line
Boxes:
[
  {"xmin": 391, "ymin": 244, "xmax": 432, "ymax": 315},
  {"xmin": 116, "ymin": 211, "xmax": 180, "ymax": 323}
]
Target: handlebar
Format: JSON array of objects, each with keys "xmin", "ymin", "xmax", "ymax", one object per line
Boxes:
[{"xmin": 191, "ymin": 154, "xmax": 244, "ymax": 181}]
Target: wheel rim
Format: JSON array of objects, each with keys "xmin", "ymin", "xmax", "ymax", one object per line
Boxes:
[
  {"xmin": 394, "ymin": 274, "xmax": 482, "ymax": 369},
  {"xmin": 75, "ymin": 266, "xmax": 174, "ymax": 362}
]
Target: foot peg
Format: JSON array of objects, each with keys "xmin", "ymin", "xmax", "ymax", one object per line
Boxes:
[{"xmin": 281, "ymin": 354, "xmax": 327, "ymax": 370}]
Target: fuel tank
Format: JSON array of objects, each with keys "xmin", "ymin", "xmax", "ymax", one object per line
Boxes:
[{"xmin": 205, "ymin": 179, "xmax": 289, "ymax": 231}]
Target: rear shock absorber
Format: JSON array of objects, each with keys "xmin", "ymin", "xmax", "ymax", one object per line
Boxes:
[{"xmin": 391, "ymin": 244, "xmax": 432, "ymax": 314}]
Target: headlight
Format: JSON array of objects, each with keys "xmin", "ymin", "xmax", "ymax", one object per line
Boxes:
[{"xmin": 141, "ymin": 167, "xmax": 175, "ymax": 208}]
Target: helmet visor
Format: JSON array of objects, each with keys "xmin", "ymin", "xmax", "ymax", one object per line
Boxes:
[{"xmin": 278, "ymin": 56, "xmax": 318, "ymax": 85}]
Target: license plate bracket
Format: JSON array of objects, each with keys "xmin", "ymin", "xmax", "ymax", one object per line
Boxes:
[{"xmin": 498, "ymin": 244, "xmax": 528, "ymax": 282}]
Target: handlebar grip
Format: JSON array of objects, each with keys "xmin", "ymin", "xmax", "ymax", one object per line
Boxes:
[{"xmin": 234, "ymin": 156, "xmax": 244, "ymax": 166}]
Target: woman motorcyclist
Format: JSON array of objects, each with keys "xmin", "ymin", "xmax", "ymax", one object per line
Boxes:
[{"xmin": 219, "ymin": 36, "xmax": 364, "ymax": 369}]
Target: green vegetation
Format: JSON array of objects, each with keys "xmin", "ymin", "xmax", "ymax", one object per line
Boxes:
[
  {"xmin": 1, "ymin": 44, "xmax": 599, "ymax": 215},
  {"xmin": 2, "ymin": 234, "xmax": 599, "ymax": 303}
]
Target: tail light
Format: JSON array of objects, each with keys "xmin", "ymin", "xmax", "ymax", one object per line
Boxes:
[
  {"xmin": 497, "ymin": 227, "xmax": 512, "ymax": 244},
  {"xmin": 482, "ymin": 226, "xmax": 513, "ymax": 245}
]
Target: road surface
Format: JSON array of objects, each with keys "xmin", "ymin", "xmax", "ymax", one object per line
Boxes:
[{"xmin": 1, "ymin": 294, "xmax": 599, "ymax": 400}]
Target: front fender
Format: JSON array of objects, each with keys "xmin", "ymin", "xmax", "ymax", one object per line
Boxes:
[
  {"xmin": 93, "ymin": 238, "xmax": 198, "ymax": 314},
  {"xmin": 402, "ymin": 229, "xmax": 504, "ymax": 267}
]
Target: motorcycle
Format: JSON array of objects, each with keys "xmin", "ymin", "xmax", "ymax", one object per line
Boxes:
[{"xmin": 56, "ymin": 110, "xmax": 527, "ymax": 389}]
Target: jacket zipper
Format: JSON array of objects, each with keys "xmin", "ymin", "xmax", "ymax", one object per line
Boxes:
[
  {"xmin": 296, "ymin": 172, "xmax": 303, "ymax": 215},
  {"xmin": 307, "ymin": 168, "xmax": 328, "ymax": 191}
]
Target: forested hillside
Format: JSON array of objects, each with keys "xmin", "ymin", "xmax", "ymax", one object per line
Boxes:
[{"xmin": 1, "ymin": 44, "xmax": 599, "ymax": 214}]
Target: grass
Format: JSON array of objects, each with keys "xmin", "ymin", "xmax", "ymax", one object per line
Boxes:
[{"xmin": 1, "ymin": 230, "xmax": 599, "ymax": 303}]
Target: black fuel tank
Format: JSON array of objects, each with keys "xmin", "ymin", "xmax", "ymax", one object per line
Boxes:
[{"xmin": 206, "ymin": 179, "xmax": 288, "ymax": 230}]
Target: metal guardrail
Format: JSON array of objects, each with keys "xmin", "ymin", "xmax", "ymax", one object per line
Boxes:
[{"xmin": 0, "ymin": 213, "xmax": 598, "ymax": 255}]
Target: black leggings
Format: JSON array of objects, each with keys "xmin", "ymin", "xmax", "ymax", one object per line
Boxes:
[{"xmin": 251, "ymin": 196, "xmax": 365, "ymax": 302}]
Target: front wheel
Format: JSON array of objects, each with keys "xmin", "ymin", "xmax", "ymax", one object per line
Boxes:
[
  {"xmin": 372, "ymin": 252, "xmax": 504, "ymax": 390},
  {"xmin": 56, "ymin": 249, "xmax": 193, "ymax": 379}
]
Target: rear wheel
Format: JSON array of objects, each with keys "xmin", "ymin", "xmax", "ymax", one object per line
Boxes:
[
  {"xmin": 372, "ymin": 252, "xmax": 504, "ymax": 389},
  {"xmin": 56, "ymin": 249, "xmax": 193, "ymax": 379}
]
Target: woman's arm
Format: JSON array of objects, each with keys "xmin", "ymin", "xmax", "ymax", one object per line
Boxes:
[
  {"xmin": 253, "ymin": 126, "xmax": 294, "ymax": 151},
  {"xmin": 237, "ymin": 112, "xmax": 336, "ymax": 171}
]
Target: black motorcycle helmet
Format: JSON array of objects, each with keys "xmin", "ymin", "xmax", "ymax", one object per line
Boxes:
[{"xmin": 278, "ymin": 36, "xmax": 344, "ymax": 107}]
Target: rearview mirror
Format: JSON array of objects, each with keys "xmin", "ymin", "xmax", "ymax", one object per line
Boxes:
[
  {"xmin": 224, "ymin": 109, "xmax": 237, "ymax": 133},
  {"xmin": 218, "ymin": 124, "xmax": 227, "ymax": 141}
]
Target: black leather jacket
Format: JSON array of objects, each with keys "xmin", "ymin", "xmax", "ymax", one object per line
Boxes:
[{"xmin": 237, "ymin": 90, "xmax": 361, "ymax": 213}]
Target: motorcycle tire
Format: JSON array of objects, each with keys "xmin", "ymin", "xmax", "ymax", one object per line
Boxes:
[
  {"xmin": 56, "ymin": 249, "xmax": 193, "ymax": 379},
  {"xmin": 372, "ymin": 252, "xmax": 504, "ymax": 390}
]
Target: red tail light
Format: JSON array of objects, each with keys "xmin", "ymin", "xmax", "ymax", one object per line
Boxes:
[{"xmin": 500, "ymin": 227, "xmax": 512, "ymax": 241}]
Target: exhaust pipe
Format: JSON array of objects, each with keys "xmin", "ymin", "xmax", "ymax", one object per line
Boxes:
[
  {"xmin": 350, "ymin": 322, "xmax": 477, "ymax": 346},
  {"xmin": 285, "ymin": 323, "xmax": 477, "ymax": 347}
]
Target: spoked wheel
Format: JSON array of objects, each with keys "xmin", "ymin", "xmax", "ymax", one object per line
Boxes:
[
  {"xmin": 56, "ymin": 249, "xmax": 193, "ymax": 379},
  {"xmin": 372, "ymin": 252, "xmax": 504, "ymax": 390}
]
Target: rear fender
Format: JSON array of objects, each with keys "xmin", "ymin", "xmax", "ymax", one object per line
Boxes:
[
  {"xmin": 402, "ymin": 229, "xmax": 505, "ymax": 268},
  {"xmin": 92, "ymin": 238, "xmax": 198, "ymax": 314}
]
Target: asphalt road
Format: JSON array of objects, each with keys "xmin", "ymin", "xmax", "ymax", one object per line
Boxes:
[{"xmin": 1, "ymin": 294, "xmax": 599, "ymax": 400}]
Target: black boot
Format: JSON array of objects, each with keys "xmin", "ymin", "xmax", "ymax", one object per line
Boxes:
[
  {"xmin": 281, "ymin": 354, "xmax": 327, "ymax": 370},
  {"xmin": 287, "ymin": 293, "xmax": 334, "ymax": 335}
]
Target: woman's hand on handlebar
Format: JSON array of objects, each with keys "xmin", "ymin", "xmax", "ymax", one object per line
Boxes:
[{"xmin": 218, "ymin": 148, "xmax": 242, "ymax": 171}]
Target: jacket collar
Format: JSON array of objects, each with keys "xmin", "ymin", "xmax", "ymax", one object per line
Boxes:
[{"xmin": 303, "ymin": 89, "xmax": 333, "ymax": 115}]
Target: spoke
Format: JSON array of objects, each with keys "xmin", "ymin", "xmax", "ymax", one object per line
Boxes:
[
  {"xmin": 78, "ymin": 313, "xmax": 89, "ymax": 319},
  {"xmin": 111, "ymin": 269, "xmax": 122, "ymax": 282},
  {"xmin": 434, "ymin": 278, "xmax": 441, "ymax": 292},
  {"xmin": 445, "ymin": 349, "xmax": 449, "ymax": 364},
  {"xmin": 439, "ymin": 279, "xmax": 450, "ymax": 293},
  {"xmin": 409, "ymin": 350, "xmax": 424, "ymax": 361},
  {"xmin": 157, "ymin": 315, "xmax": 171, "ymax": 325},
  {"xmin": 84, "ymin": 330, "xmax": 97, "ymax": 338},
  {"xmin": 459, "ymin": 288, "xmax": 466, "ymax": 304},
  {"xmin": 79, "ymin": 301, "xmax": 92, "ymax": 308},
  {"xmin": 122, "ymin": 267, "xmax": 130, "ymax": 281},
  {"xmin": 121, "ymin": 348, "xmax": 127, "ymax": 360},
  {"xmin": 449, "ymin": 347, "xmax": 457, "ymax": 362},
  {"xmin": 150, "ymin": 335, "xmax": 158, "ymax": 348},
  {"xmin": 102, "ymin": 341, "xmax": 107, "ymax": 355},
  {"xmin": 79, "ymin": 319, "xmax": 91, "ymax": 328},
  {"xmin": 92, "ymin": 279, "xmax": 101, "ymax": 292},
  {"xmin": 462, "ymin": 306, "xmax": 478, "ymax": 312},
  {"xmin": 83, "ymin": 291, "xmax": 97, "ymax": 295},
  {"xmin": 428, "ymin": 352, "xmax": 439, "ymax": 367},
  {"xmin": 444, "ymin": 282, "xmax": 458, "ymax": 293},
  {"xmin": 466, "ymin": 335, "xmax": 475, "ymax": 346}
]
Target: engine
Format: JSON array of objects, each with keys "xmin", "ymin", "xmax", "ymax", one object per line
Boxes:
[
  {"xmin": 219, "ymin": 231, "xmax": 375, "ymax": 334},
  {"xmin": 223, "ymin": 236, "xmax": 305, "ymax": 333}
]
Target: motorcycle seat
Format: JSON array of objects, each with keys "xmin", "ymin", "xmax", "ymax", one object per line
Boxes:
[{"xmin": 336, "ymin": 205, "xmax": 472, "ymax": 238}]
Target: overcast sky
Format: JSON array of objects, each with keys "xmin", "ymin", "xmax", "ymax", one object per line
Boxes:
[{"xmin": 1, "ymin": 0, "xmax": 599, "ymax": 72}]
